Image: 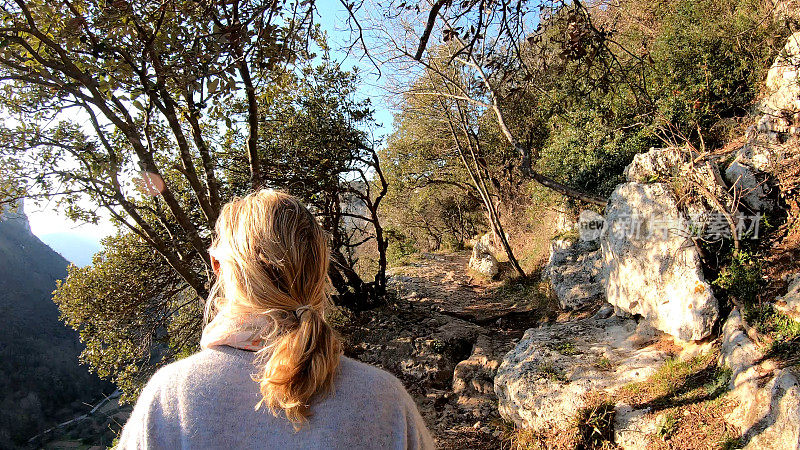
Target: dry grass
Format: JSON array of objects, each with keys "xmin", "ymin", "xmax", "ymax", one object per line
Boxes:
[
  {"xmin": 497, "ymin": 189, "xmax": 565, "ymax": 275},
  {"xmin": 615, "ymin": 349, "xmax": 741, "ymax": 449},
  {"xmin": 499, "ymin": 394, "xmax": 617, "ymax": 450}
]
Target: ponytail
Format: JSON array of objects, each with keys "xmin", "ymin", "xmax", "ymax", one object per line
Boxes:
[{"xmin": 254, "ymin": 308, "xmax": 342, "ymax": 427}]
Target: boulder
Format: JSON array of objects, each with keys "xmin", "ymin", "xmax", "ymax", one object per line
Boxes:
[
  {"xmin": 478, "ymin": 231, "xmax": 508, "ymax": 255},
  {"xmin": 545, "ymin": 239, "xmax": 604, "ymax": 310},
  {"xmin": 719, "ymin": 307, "xmax": 763, "ymax": 387},
  {"xmin": 733, "ymin": 141, "xmax": 789, "ymax": 174},
  {"xmin": 623, "ymin": 147, "xmax": 687, "ymax": 183},
  {"xmin": 624, "ymin": 147, "xmax": 734, "ymax": 225},
  {"xmin": 724, "ymin": 160, "xmax": 774, "ymax": 212},
  {"xmin": 624, "ymin": 147, "xmax": 726, "ymax": 196},
  {"xmin": 469, "ymin": 241, "xmax": 499, "ymax": 278},
  {"xmin": 494, "ymin": 315, "xmax": 672, "ymax": 430},
  {"xmin": 601, "ymin": 182, "xmax": 719, "ymax": 341},
  {"xmin": 775, "ymin": 273, "xmax": 800, "ymax": 322}
]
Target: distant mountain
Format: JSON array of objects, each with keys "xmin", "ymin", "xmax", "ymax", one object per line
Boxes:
[
  {"xmin": 0, "ymin": 201, "xmax": 110, "ymax": 448},
  {"xmin": 39, "ymin": 233, "xmax": 101, "ymax": 267}
]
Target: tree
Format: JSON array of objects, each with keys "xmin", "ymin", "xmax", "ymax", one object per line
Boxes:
[
  {"xmin": 0, "ymin": 0, "xmax": 319, "ymax": 299},
  {"xmin": 0, "ymin": 0, "xmax": 387, "ymax": 398},
  {"xmin": 381, "ymin": 99, "xmax": 486, "ymax": 252}
]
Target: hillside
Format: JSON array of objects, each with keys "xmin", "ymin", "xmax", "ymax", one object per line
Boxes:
[{"xmin": 0, "ymin": 202, "xmax": 110, "ymax": 447}]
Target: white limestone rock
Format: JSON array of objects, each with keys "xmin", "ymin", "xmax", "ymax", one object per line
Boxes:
[
  {"xmin": 623, "ymin": 147, "xmax": 733, "ymax": 222},
  {"xmin": 623, "ymin": 147, "xmax": 686, "ymax": 183},
  {"xmin": 761, "ymin": 31, "xmax": 800, "ymax": 135},
  {"xmin": 721, "ymin": 308, "xmax": 800, "ymax": 449},
  {"xmin": 494, "ymin": 316, "xmax": 671, "ymax": 430},
  {"xmin": 601, "ymin": 182, "xmax": 719, "ymax": 341},
  {"xmin": 720, "ymin": 308, "xmax": 763, "ymax": 387},
  {"xmin": 732, "ymin": 141, "xmax": 788, "ymax": 176},
  {"xmin": 724, "ymin": 160, "xmax": 774, "ymax": 212},
  {"xmin": 545, "ymin": 239, "xmax": 605, "ymax": 311},
  {"xmin": 469, "ymin": 241, "xmax": 499, "ymax": 278}
]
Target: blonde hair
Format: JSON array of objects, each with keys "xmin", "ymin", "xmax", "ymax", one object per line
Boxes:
[{"xmin": 206, "ymin": 189, "xmax": 342, "ymax": 427}]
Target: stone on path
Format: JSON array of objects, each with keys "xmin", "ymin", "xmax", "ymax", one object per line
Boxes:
[{"xmin": 469, "ymin": 240, "xmax": 499, "ymax": 278}]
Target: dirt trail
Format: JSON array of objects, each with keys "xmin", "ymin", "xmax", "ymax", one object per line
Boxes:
[
  {"xmin": 387, "ymin": 253, "xmax": 531, "ymax": 323},
  {"xmin": 339, "ymin": 252, "xmax": 559, "ymax": 449}
]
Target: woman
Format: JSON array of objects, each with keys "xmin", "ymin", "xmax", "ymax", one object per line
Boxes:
[{"xmin": 118, "ymin": 189, "xmax": 434, "ymax": 449}]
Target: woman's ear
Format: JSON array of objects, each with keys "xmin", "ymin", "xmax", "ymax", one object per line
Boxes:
[{"xmin": 211, "ymin": 254, "xmax": 221, "ymax": 276}]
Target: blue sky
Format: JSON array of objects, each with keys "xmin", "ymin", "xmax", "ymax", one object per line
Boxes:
[{"xmin": 27, "ymin": 0, "xmax": 394, "ymax": 265}]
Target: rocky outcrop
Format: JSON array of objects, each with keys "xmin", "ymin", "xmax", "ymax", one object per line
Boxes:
[
  {"xmin": 545, "ymin": 238, "xmax": 604, "ymax": 310},
  {"xmin": 624, "ymin": 147, "xmax": 732, "ymax": 209},
  {"xmin": 0, "ymin": 198, "xmax": 31, "ymax": 234},
  {"xmin": 494, "ymin": 315, "xmax": 671, "ymax": 429},
  {"xmin": 721, "ymin": 308, "xmax": 800, "ymax": 450},
  {"xmin": 760, "ymin": 31, "xmax": 800, "ymax": 140},
  {"xmin": 601, "ymin": 181, "xmax": 719, "ymax": 341},
  {"xmin": 775, "ymin": 273, "xmax": 800, "ymax": 322},
  {"xmin": 719, "ymin": 308, "xmax": 763, "ymax": 385},
  {"xmin": 623, "ymin": 147, "xmax": 687, "ymax": 183},
  {"xmin": 469, "ymin": 240, "xmax": 499, "ymax": 278}
]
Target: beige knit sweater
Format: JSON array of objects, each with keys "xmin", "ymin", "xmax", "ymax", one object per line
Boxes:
[{"xmin": 117, "ymin": 346, "xmax": 434, "ymax": 449}]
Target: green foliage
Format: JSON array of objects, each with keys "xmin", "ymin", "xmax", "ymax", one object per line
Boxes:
[
  {"xmin": 618, "ymin": 350, "xmax": 730, "ymax": 410},
  {"xmin": 385, "ymin": 227, "xmax": 418, "ymax": 267},
  {"xmin": 745, "ymin": 304, "xmax": 800, "ymax": 362},
  {"xmin": 713, "ymin": 250, "xmax": 762, "ymax": 306},
  {"xmin": 537, "ymin": 361, "xmax": 567, "ymax": 382},
  {"xmin": 54, "ymin": 232, "xmax": 200, "ymax": 403},
  {"xmin": 506, "ymin": 0, "xmax": 789, "ymax": 197},
  {"xmin": 594, "ymin": 357, "xmax": 614, "ymax": 371},
  {"xmin": 380, "ymin": 127, "xmax": 487, "ymax": 252},
  {"xmin": 553, "ymin": 228, "xmax": 579, "ymax": 243},
  {"xmin": 550, "ymin": 341, "xmax": 578, "ymax": 356},
  {"xmin": 655, "ymin": 411, "xmax": 679, "ymax": 439}
]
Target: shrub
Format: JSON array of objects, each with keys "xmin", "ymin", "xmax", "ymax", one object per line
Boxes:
[{"xmin": 713, "ymin": 250, "xmax": 762, "ymax": 306}]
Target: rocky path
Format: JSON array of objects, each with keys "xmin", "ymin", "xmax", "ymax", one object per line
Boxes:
[
  {"xmin": 338, "ymin": 252, "xmax": 561, "ymax": 449},
  {"xmin": 386, "ymin": 252, "xmax": 544, "ymax": 324}
]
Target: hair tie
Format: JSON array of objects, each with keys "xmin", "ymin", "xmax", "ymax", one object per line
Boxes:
[{"xmin": 293, "ymin": 305, "xmax": 312, "ymax": 321}]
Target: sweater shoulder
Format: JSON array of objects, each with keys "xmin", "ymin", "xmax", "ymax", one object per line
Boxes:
[
  {"xmin": 143, "ymin": 347, "xmax": 252, "ymax": 394},
  {"xmin": 337, "ymin": 356, "xmax": 402, "ymax": 386},
  {"xmin": 336, "ymin": 357, "xmax": 413, "ymax": 402}
]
